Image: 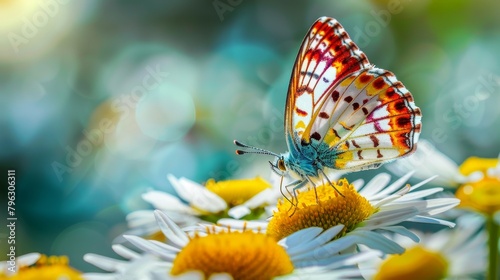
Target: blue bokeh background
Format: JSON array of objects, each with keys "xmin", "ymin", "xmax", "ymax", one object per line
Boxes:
[{"xmin": 1, "ymin": 0, "xmax": 499, "ymax": 272}]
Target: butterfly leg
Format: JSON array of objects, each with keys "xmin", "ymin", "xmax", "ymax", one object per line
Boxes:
[
  {"xmin": 286, "ymin": 179, "xmax": 309, "ymax": 216},
  {"xmin": 302, "ymin": 175, "xmax": 320, "ymax": 204},
  {"xmin": 281, "ymin": 179, "xmax": 302, "ymax": 208},
  {"xmin": 318, "ymin": 168, "xmax": 344, "ymax": 197}
]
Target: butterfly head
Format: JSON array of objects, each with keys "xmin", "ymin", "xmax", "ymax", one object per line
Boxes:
[{"xmin": 269, "ymin": 154, "xmax": 289, "ymax": 176}]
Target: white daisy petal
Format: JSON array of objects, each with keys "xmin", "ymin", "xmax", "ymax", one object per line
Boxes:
[
  {"xmin": 150, "ymin": 240, "xmax": 182, "ymax": 253},
  {"xmin": 324, "ymin": 250, "xmax": 382, "ymax": 269},
  {"xmin": 371, "ymin": 192, "xmax": 409, "ymax": 207},
  {"xmin": 279, "ymin": 227, "xmax": 324, "ymax": 251},
  {"xmin": 286, "ymin": 225, "xmax": 345, "ymax": 257},
  {"xmin": 406, "ymin": 215, "xmax": 456, "ymax": 227},
  {"xmin": 167, "ymin": 174, "xmax": 200, "ymax": 201},
  {"xmin": 1, "ymin": 253, "xmax": 41, "ymax": 275},
  {"xmin": 408, "ymin": 175, "xmax": 438, "ymax": 191},
  {"xmin": 358, "ymin": 173, "xmax": 391, "ymax": 197},
  {"xmin": 83, "ymin": 253, "xmax": 127, "ymax": 272},
  {"xmin": 142, "ymin": 191, "xmax": 198, "ymax": 214},
  {"xmin": 168, "ymin": 174, "xmax": 227, "ymax": 213},
  {"xmin": 193, "ymin": 190, "xmax": 228, "ymax": 213},
  {"xmin": 421, "ymin": 198, "xmax": 460, "ymax": 215},
  {"xmin": 227, "ymin": 205, "xmax": 251, "ymax": 219},
  {"xmin": 126, "ymin": 210, "xmax": 157, "ymax": 229},
  {"xmin": 124, "ymin": 236, "xmax": 177, "ymax": 262},
  {"xmin": 241, "ymin": 188, "xmax": 276, "ymax": 208},
  {"xmin": 18, "ymin": 253, "xmax": 41, "ymax": 267},
  {"xmin": 396, "ymin": 188, "xmax": 443, "ymax": 201},
  {"xmin": 154, "ymin": 210, "xmax": 190, "ymax": 247},
  {"xmin": 363, "ymin": 207, "xmax": 419, "ymax": 229},
  {"xmin": 348, "ymin": 230, "xmax": 405, "ymax": 254},
  {"xmin": 351, "ymin": 178, "xmax": 365, "ymax": 190},
  {"xmin": 84, "ymin": 253, "xmax": 170, "ymax": 280},
  {"xmin": 123, "ymin": 235, "xmax": 160, "ymax": 254},
  {"xmin": 297, "ymin": 235, "xmax": 357, "ymax": 261},
  {"xmin": 378, "ymin": 226, "xmax": 420, "ymax": 242},
  {"xmin": 371, "ymin": 171, "xmax": 413, "ymax": 197},
  {"xmin": 111, "ymin": 244, "xmax": 141, "ymax": 260}
]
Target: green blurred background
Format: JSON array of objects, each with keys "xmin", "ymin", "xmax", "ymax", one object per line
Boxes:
[{"xmin": 1, "ymin": 0, "xmax": 499, "ymax": 272}]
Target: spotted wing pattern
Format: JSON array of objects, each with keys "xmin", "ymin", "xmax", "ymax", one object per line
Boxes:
[
  {"xmin": 319, "ymin": 68, "xmax": 422, "ymax": 170},
  {"xmin": 285, "ymin": 16, "xmax": 421, "ymax": 171},
  {"xmin": 285, "ymin": 17, "xmax": 371, "ymax": 151}
]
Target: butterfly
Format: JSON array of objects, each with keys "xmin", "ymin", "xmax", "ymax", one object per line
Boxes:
[{"xmin": 235, "ymin": 16, "xmax": 422, "ymax": 200}]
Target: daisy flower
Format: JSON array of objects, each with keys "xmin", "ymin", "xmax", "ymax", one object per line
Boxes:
[
  {"xmin": 0, "ymin": 253, "xmax": 82, "ymax": 279},
  {"xmin": 224, "ymin": 172, "xmax": 459, "ymax": 255},
  {"xmin": 363, "ymin": 214, "xmax": 487, "ymax": 280},
  {"xmin": 85, "ymin": 211, "xmax": 379, "ymax": 280},
  {"xmin": 125, "ymin": 175, "xmax": 277, "ymax": 239},
  {"xmin": 387, "ymin": 140, "xmax": 500, "ymax": 279}
]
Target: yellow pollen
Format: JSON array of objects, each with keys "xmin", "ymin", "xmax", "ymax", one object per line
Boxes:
[
  {"xmin": 171, "ymin": 231, "xmax": 294, "ymax": 280},
  {"xmin": 1, "ymin": 255, "xmax": 82, "ymax": 279},
  {"xmin": 205, "ymin": 177, "xmax": 271, "ymax": 208},
  {"xmin": 459, "ymin": 156, "xmax": 498, "ymax": 177},
  {"xmin": 374, "ymin": 246, "xmax": 449, "ymax": 280},
  {"xmin": 266, "ymin": 179, "xmax": 375, "ymax": 240},
  {"xmin": 456, "ymin": 177, "xmax": 500, "ymax": 215}
]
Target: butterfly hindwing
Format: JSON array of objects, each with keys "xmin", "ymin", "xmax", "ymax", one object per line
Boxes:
[
  {"xmin": 285, "ymin": 17, "xmax": 371, "ymax": 152},
  {"xmin": 322, "ymin": 68, "xmax": 422, "ymax": 170}
]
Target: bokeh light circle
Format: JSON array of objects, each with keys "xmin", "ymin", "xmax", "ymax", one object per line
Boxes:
[{"xmin": 135, "ymin": 84, "xmax": 195, "ymax": 142}]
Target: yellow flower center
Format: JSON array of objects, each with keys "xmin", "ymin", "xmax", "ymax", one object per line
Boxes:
[
  {"xmin": 266, "ymin": 179, "xmax": 375, "ymax": 240},
  {"xmin": 171, "ymin": 230, "xmax": 294, "ymax": 280},
  {"xmin": 456, "ymin": 177, "xmax": 500, "ymax": 215},
  {"xmin": 374, "ymin": 246, "xmax": 449, "ymax": 280},
  {"xmin": 459, "ymin": 156, "xmax": 498, "ymax": 177},
  {"xmin": 205, "ymin": 177, "xmax": 271, "ymax": 207},
  {"xmin": 1, "ymin": 255, "xmax": 82, "ymax": 280}
]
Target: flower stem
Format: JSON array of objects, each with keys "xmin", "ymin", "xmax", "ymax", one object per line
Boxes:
[{"xmin": 487, "ymin": 215, "xmax": 499, "ymax": 280}]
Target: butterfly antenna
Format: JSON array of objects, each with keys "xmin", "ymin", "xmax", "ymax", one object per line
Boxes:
[{"xmin": 234, "ymin": 140, "xmax": 280, "ymax": 157}]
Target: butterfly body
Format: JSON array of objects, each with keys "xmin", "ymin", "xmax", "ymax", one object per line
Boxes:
[
  {"xmin": 281, "ymin": 135, "xmax": 336, "ymax": 177},
  {"xmin": 235, "ymin": 17, "xmax": 421, "ymax": 196}
]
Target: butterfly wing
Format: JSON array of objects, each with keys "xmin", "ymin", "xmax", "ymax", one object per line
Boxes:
[
  {"xmin": 315, "ymin": 68, "xmax": 422, "ymax": 171},
  {"xmin": 285, "ymin": 17, "xmax": 371, "ymax": 153},
  {"xmin": 285, "ymin": 17, "xmax": 421, "ymax": 172}
]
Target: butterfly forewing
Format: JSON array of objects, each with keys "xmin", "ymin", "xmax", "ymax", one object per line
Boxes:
[
  {"xmin": 285, "ymin": 17, "xmax": 371, "ymax": 151},
  {"xmin": 285, "ymin": 16, "xmax": 421, "ymax": 172}
]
